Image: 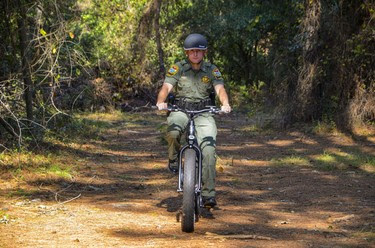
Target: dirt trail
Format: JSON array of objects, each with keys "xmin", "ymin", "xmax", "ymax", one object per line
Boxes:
[{"xmin": 1, "ymin": 112, "xmax": 374, "ymax": 247}]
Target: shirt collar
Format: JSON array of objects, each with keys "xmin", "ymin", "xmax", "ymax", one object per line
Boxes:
[{"xmin": 185, "ymin": 60, "xmax": 207, "ymax": 72}]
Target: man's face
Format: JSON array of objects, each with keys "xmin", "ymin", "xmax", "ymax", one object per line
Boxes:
[{"xmin": 186, "ymin": 49, "xmax": 206, "ymax": 64}]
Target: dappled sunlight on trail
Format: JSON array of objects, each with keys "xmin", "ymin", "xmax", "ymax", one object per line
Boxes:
[{"xmin": 0, "ymin": 111, "xmax": 374, "ymax": 247}]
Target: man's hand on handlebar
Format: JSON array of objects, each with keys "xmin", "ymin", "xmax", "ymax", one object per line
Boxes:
[
  {"xmin": 156, "ymin": 102, "xmax": 168, "ymax": 110},
  {"xmin": 221, "ymin": 105, "xmax": 231, "ymax": 113}
]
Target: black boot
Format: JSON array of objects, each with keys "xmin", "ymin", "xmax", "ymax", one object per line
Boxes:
[
  {"xmin": 202, "ymin": 196, "xmax": 217, "ymax": 208},
  {"xmin": 168, "ymin": 159, "xmax": 178, "ymax": 174}
]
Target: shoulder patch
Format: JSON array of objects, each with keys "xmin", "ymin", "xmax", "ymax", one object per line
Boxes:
[
  {"xmin": 167, "ymin": 65, "xmax": 179, "ymax": 77},
  {"xmin": 212, "ymin": 68, "xmax": 222, "ymax": 79}
]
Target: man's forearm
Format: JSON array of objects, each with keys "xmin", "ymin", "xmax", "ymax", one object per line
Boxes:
[
  {"xmin": 157, "ymin": 88, "xmax": 168, "ymax": 104},
  {"xmin": 218, "ymin": 88, "xmax": 229, "ymax": 106},
  {"xmin": 157, "ymin": 83, "xmax": 172, "ymax": 104}
]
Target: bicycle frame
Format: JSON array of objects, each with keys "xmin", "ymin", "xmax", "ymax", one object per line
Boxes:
[
  {"xmin": 177, "ymin": 113, "xmax": 203, "ymax": 194},
  {"xmin": 172, "ymin": 106, "xmax": 220, "ymax": 207},
  {"xmin": 160, "ymin": 105, "xmax": 221, "ymax": 208},
  {"xmin": 157, "ymin": 104, "xmax": 222, "ymax": 232}
]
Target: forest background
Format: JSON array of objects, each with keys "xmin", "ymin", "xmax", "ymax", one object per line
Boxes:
[{"xmin": 0, "ymin": 0, "xmax": 374, "ymax": 149}]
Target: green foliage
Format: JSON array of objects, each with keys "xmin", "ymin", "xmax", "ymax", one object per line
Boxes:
[
  {"xmin": 6, "ymin": 188, "xmax": 37, "ymax": 199},
  {"xmin": 73, "ymin": 0, "xmax": 305, "ymax": 100},
  {"xmin": 312, "ymin": 117, "xmax": 338, "ymax": 134},
  {"xmin": 272, "ymin": 155, "xmax": 311, "ymax": 167},
  {"xmin": 314, "ymin": 149, "xmax": 375, "ymax": 172},
  {"xmin": 36, "ymin": 164, "xmax": 73, "ymax": 179},
  {"xmin": 271, "ymin": 149, "xmax": 375, "ymax": 173},
  {"xmin": 45, "ymin": 112, "xmax": 117, "ymax": 144},
  {"xmin": 76, "ymin": 0, "xmax": 152, "ymax": 75},
  {"xmin": 0, "ymin": 149, "xmax": 76, "ymax": 181},
  {"xmin": 1, "ymin": 0, "xmax": 374, "ymax": 149}
]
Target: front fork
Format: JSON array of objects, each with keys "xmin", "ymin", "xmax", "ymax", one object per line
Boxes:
[{"xmin": 177, "ymin": 144, "xmax": 203, "ymax": 204}]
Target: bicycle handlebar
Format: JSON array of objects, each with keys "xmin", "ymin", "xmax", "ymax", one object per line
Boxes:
[
  {"xmin": 160, "ymin": 105, "xmax": 223, "ymax": 114},
  {"xmin": 152, "ymin": 104, "xmax": 229, "ymax": 115}
]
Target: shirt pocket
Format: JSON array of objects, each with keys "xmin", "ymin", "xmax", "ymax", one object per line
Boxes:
[
  {"xmin": 177, "ymin": 76, "xmax": 191, "ymax": 96},
  {"xmin": 197, "ymin": 76, "xmax": 213, "ymax": 96}
]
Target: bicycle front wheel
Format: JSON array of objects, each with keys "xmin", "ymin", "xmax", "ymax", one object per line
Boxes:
[{"xmin": 181, "ymin": 148, "xmax": 197, "ymax": 233}]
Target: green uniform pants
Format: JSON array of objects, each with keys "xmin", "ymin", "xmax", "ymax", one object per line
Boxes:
[{"xmin": 166, "ymin": 111, "xmax": 217, "ymax": 197}]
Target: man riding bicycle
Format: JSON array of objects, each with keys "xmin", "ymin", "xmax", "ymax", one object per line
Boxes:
[{"xmin": 156, "ymin": 33, "xmax": 231, "ymax": 208}]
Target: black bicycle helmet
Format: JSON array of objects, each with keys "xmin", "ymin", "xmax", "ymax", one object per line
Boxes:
[{"xmin": 183, "ymin": 33, "xmax": 208, "ymax": 50}]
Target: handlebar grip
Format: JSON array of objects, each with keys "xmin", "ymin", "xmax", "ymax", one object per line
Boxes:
[{"xmin": 152, "ymin": 105, "xmax": 171, "ymax": 111}]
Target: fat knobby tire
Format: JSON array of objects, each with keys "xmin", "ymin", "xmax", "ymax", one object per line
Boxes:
[{"xmin": 181, "ymin": 149, "xmax": 196, "ymax": 233}]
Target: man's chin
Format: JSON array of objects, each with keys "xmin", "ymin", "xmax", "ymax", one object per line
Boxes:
[{"xmin": 189, "ymin": 59, "xmax": 202, "ymax": 65}]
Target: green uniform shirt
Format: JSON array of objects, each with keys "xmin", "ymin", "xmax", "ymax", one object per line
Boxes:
[{"xmin": 165, "ymin": 60, "xmax": 224, "ymax": 102}]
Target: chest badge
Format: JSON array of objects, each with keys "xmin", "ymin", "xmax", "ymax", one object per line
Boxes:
[
  {"xmin": 167, "ymin": 65, "xmax": 179, "ymax": 77},
  {"xmin": 201, "ymin": 76, "xmax": 210, "ymax": 83}
]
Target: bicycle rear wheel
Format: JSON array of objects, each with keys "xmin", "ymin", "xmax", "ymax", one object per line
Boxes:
[{"xmin": 181, "ymin": 149, "xmax": 196, "ymax": 233}]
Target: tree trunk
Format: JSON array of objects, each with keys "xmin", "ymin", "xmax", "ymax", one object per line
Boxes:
[
  {"xmin": 294, "ymin": 0, "xmax": 322, "ymax": 121},
  {"xmin": 17, "ymin": 0, "xmax": 33, "ymax": 121},
  {"xmin": 133, "ymin": 0, "xmax": 165, "ymax": 86},
  {"xmin": 134, "ymin": 0, "xmax": 157, "ymax": 62},
  {"xmin": 334, "ymin": 1, "xmax": 375, "ymax": 129},
  {"xmin": 154, "ymin": 0, "xmax": 165, "ymax": 79},
  {"xmin": 1, "ymin": 0, "xmax": 17, "ymax": 74},
  {"xmin": 253, "ymin": 39, "xmax": 258, "ymax": 84}
]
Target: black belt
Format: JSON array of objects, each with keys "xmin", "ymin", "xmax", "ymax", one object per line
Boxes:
[{"xmin": 175, "ymin": 98, "xmax": 212, "ymax": 110}]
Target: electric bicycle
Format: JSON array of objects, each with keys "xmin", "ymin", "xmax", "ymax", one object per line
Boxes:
[{"xmin": 164, "ymin": 105, "xmax": 222, "ymax": 233}]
